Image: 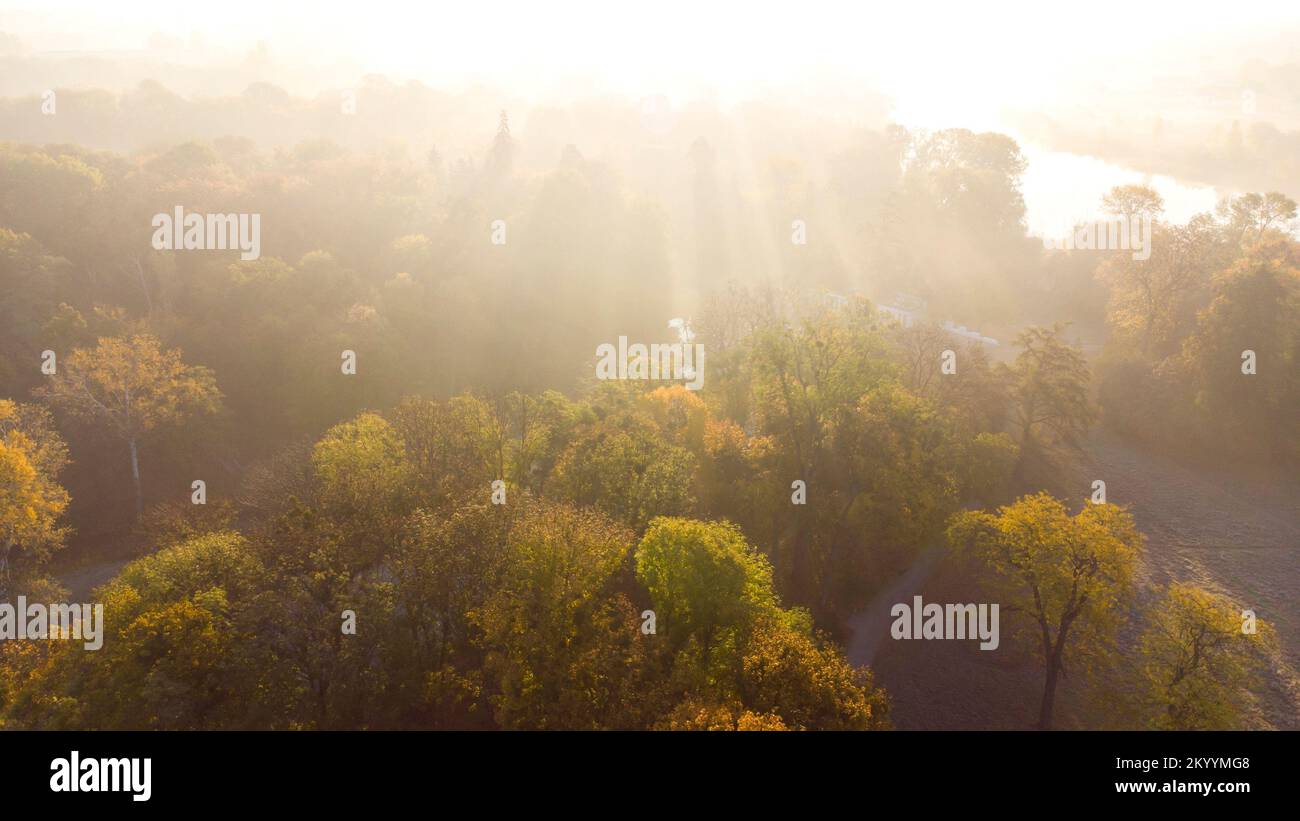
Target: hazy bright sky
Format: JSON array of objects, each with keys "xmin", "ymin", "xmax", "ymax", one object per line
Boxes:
[
  {"xmin": 4, "ymin": 0, "xmax": 1293, "ymax": 233},
  {"xmin": 6, "ymin": 0, "xmax": 1300, "ymax": 126}
]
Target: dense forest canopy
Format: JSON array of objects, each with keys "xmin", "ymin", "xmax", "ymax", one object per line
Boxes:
[{"xmin": 0, "ymin": 14, "xmax": 1297, "ymax": 730}]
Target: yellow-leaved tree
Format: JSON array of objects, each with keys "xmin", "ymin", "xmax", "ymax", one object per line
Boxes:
[
  {"xmin": 1138, "ymin": 582, "xmax": 1278, "ymax": 729},
  {"xmin": 37, "ymin": 334, "xmax": 220, "ymax": 515},
  {"xmin": 948, "ymin": 492, "xmax": 1142, "ymax": 729},
  {"xmin": 0, "ymin": 400, "xmax": 70, "ymax": 594}
]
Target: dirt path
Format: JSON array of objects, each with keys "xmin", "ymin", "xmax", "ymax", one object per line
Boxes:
[
  {"xmin": 845, "ymin": 543, "xmax": 945, "ymax": 667},
  {"xmin": 55, "ymin": 558, "xmax": 131, "ymax": 601}
]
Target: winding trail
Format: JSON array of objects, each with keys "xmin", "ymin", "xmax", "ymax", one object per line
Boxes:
[
  {"xmin": 56, "ymin": 557, "xmax": 130, "ymax": 601},
  {"xmin": 844, "ymin": 543, "xmax": 944, "ymax": 667}
]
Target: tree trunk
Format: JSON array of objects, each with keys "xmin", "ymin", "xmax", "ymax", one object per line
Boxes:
[
  {"xmin": 128, "ymin": 437, "xmax": 143, "ymax": 516},
  {"xmin": 0, "ymin": 538, "xmax": 12, "ymax": 592},
  {"xmin": 1014, "ymin": 428, "xmax": 1035, "ymax": 483},
  {"xmin": 1038, "ymin": 664, "xmax": 1058, "ymax": 730}
]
